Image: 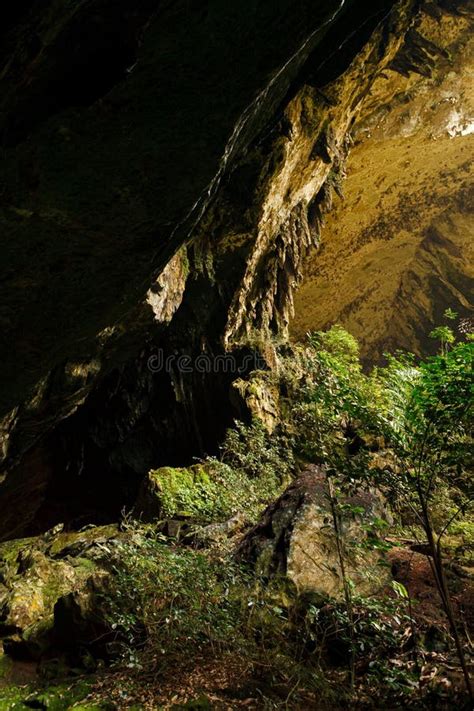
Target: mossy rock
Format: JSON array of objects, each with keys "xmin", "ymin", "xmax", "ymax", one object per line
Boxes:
[
  {"xmin": 240, "ymin": 465, "xmax": 391, "ymax": 600},
  {"xmin": 1, "ymin": 549, "xmax": 96, "ymax": 646},
  {"xmin": 46, "ymin": 526, "xmax": 120, "ymax": 559},
  {"xmin": 12, "ymin": 617, "xmax": 55, "ymax": 659},
  {"xmin": 0, "ymin": 539, "xmax": 33, "ymax": 574},
  {"xmin": 0, "ymin": 526, "xmax": 121, "ymax": 660},
  {"xmin": 0, "ymin": 678, "xmax": 93, "ymax": 710},
  {"xmin": 134, "ymin": 464, "xmax": 219, "ymax": 522}
]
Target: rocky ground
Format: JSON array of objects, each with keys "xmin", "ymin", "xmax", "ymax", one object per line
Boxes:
[{"xmin": 0, "ymin": 465, "xmax": 472, "ymax": 709}]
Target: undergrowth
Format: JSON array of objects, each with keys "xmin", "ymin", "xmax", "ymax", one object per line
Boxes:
[
  {"xmin": 3, "ymin": 321, "xmax": 470, "ymax": 709},
  {"xmin": 104, "ymin": 317, "xmax": 472, "ymax": 707}
]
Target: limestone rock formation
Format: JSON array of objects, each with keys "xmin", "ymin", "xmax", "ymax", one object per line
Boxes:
[
  {"xmin": 239, "ymin": 466, "xmax": 390, "ymax": 600},
  {"xmin": 231, "ymin": 371, "xmax": 280, "ymax": 434},
  {"xmin": 0, "ymin": 1, "xmax": 471, "ymax": 540},
  {"xmin": 0, "ymin": 526, "xmax": 119, "ymax": 658},
  {"xmin": 292, "ymin": 3, "xmax": 474, "ymax": 361}
]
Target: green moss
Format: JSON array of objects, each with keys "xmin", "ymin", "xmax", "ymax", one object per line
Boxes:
[
  {"xmin": 69, "ymin": 558, "xmax": 97, "ymax": 574},
  {"xmin": 24, "ymin": 680, "xmax": 93, "ymax": 710},
  {"xmin": 0, "ymin": 539, "xmax": 32, "ymax": 568},
  {"xmin": 46, "ymin": 525, "xmax": 119, "ymax": 557},
  {"xmin": 150, "ymin": 465, "xmax": 218, "ymax": 520},
  {"xmin": 141, "ymin": 416, "xmax": 292, "ymax": 527},
  {"xmin": 179, "ymin": 247, "xmax": 190, "ymax": 280},
  {"xmin": 0, "ymin": 678, "xmax": 94, "ymax": 710},
  {"xmin": 42, "ymin": 570, "xmax": 75, "ymax": 611}
]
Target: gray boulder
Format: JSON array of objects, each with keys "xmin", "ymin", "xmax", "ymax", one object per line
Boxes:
[{"xmin": 239, "ymin": 465, "xmax": 390, "ymax": 600}]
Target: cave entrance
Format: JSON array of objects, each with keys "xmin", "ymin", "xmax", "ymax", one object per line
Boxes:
[{"xmin": 18, "ymin": 346, "xmax": 257, "ymax": 539}]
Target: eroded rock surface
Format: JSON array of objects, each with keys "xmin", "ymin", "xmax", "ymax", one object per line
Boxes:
[
  {"xmin": 293, "ymin": 2, "xmax": 474, "ymax": 361},
  {"xmin": 239, "ymin": 466, "xmax": 390, "ymax": 600},
  {"xmin": 0, "ymin": 526, "xmax": 119, "ymax": 659},
  {"xmin": 0, "ymin": 1, "xmax": 471, "ymax": 539}
]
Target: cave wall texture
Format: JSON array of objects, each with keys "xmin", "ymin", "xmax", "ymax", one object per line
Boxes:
[
  {"xmin": 292, "ymin": 0, "xmax": 474, "ymax": 362},
  {"xmin": 0, "ymin": 0, "xmax": 472, "ymax": 540}
]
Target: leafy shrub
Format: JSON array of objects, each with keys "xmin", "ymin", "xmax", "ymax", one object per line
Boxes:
[
  {"xmin": 276, "ymin": 326, "xmax": 387, "ymax": 484},
  {"xmin": 377, "ymin": 338, "xmax": 473, "ymax": 533},
  {"xmin": 211, "ymin": 419, "xmax": 294, "ymax": 521},
  {"xmin": 220, "ymin": 419, "xmax": 294, "ymax": 482},
  {"xmin": 104, "ymin": 523, "xmax": 248, "ymax": 663}
]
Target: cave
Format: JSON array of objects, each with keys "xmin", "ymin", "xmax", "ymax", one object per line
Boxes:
[
  {"xmin": 0, "ymin": 0, "xmax": 472, "ymax": 705},
  {"xmin": 19, "ymin": 341, "xmax": 262, "ymax": 538},
  {"xmin": 0, "ymin": 0, "xmax": 472, "ymax": 540}
]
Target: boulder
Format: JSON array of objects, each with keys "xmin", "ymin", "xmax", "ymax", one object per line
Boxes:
[
  {"xmin": 0, "ymin": 525, "xmax": 119, "ymax": 659},
  {"xmin": 133, "ymin": 464, "xmax": 218, "ymax": 522},
  {"xmin": 189, "ymin": 513, "xmax": 247, "ymax": 549},
  {"xmin": 239, "ymin": 465, "xmax": 390, "ymax": 600}
]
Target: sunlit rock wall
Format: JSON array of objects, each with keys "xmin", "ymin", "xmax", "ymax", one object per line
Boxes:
[
  {"xmin": 292, "ymin": 3, "xmax": 474, "ymax": 361},
  {"xmin": 1, "ymin": 0, "xmax": 471, "ymax": 538}
]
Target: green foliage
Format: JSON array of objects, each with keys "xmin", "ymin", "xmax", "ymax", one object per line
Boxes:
[
  {"xmin": 206, "ymin": 419, "xmax": 293, "ymax": 523},
  {"xmin": 206, "ymin": 458, "xmax": 286, "ymax": 524},
  {"xmin": 145, "ymin": 421, "xmax": 293, "ymax": 526},
  {"xmin": 0, "ymin": 679, "xmax": 93, "ymax": 711},
  {"xmin": 429, "ymin": 308, "xmax": 458, "ymax": 354},
  {"xmin": 283, "ymin": 323, "xmax": 472, "ymax": 540},
  {"xmin": 149, "ymin": 465, "xmax": 218, "ymax": 520},
  {"xmin": 220, "ymin": 419, "xmax": 293, "ymax": 481},
  {"xmin": 97, "ymin": 323, "xmax": 473, "ymax": 705},
  {"xmin": 375, "ymin": 332, "xmax": 473, "ymax": 699},
  {"xmin": 282, "ymin": 326, "xmax": 386, "ymax": 483},
  {"xmin": 104, "ymin": 524, "xmax": 247, "ymax": 663},
  {"xmin": 379, "ymin": 339, "xmax": 473, "ymax": 531},
  {"xmin": 443, "ymin": 307, "xmax": 458, "ymax": 321},
  {"xmin": 306, "ymin": 594, "xmax": 411, "ymax": 657},
  {"xmin": 429, "ymin": 325, "xmax": 455, "ymax": 351},
  {"xmin": 307, "ymin": 323, "xmax": 360, "ymax": 361}
]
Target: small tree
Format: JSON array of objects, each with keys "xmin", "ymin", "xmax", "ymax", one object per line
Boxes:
[
  {"xmin": 381, "ymin": 335, "xmax": 473, "ymax": 700},
  {"xmin": 280, "ymin": 323, "xmax": 472, "ymax": 698},
  {"xmin": 428, "ymin": 307, "xmax": 457, "ymax": 355}
]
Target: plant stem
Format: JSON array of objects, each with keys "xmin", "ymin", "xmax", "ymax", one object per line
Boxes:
[{"xmin": 327, "ymin": 474, "xmax": 356, "ymax": 692}]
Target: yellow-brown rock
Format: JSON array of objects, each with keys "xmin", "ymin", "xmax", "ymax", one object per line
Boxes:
[{"xmin": 292, "ymin": 7, "xmax": 474, "ymax": 361}]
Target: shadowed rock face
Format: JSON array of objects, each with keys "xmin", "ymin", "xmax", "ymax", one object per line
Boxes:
[
  {"xmin": 0, "ymin": 0, "xmax": 355, "ymax": 417},
  {"xmin": 0, "ymin": 0, "xmax": 471, "ymax": 539}
]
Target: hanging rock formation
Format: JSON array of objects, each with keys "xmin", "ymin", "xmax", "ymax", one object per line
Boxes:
[{"xmin": 0, "ymin": 0, "xmax": 472, "ymax": 539}]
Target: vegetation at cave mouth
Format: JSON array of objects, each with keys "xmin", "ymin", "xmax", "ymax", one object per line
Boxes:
[{"xmin": 0, "ymin": 318, "xmax": 472, "ymax": 709}]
